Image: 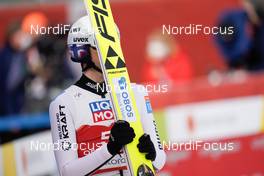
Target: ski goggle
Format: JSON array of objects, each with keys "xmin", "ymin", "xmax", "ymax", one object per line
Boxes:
[{"xmin": 68, "ymin": 44, "xmax": 96, "ymax": 63}]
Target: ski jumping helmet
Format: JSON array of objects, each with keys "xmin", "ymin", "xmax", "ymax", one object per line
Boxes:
[{"xmin": 67, "ymin": 15, "xmax": 120, "ymax": 72}]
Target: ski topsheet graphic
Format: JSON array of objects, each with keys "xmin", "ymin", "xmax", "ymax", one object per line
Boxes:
[{"xmin": 83, "ymin": 0, "xmax": 155, "ymax": 175}]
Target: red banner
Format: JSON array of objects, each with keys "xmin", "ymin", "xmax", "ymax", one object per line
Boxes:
[{"xmin": 161, "ymin": 133, "xmax": 264, "ymax": 176}]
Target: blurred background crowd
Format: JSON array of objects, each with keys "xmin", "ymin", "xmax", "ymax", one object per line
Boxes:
[{"xmin": 0, "ymin": 0, "xmax": 264, "ymax": 175}]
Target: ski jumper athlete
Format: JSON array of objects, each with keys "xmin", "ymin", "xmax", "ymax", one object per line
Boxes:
[{"xmin": 49, "ymin": 16, "xmax": 166, "ymax": 176}]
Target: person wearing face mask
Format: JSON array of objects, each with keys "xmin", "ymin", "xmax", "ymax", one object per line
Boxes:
[
  {"xmin": 0, "ymin": 12, "xmax": 51, "ymax": 116},
  {"xmin": 215, "ymin": 0, "xmax": 264, "ymax": 71},
  {"xmin": 142, "ymin": 31, "xmax": 193, "ymax": 84},
  {"xmin": 0, "ymin": 21, "xmax": 31, "ymax": 116},
  {"xmin": 21, "ymin": 12, "xmax": 75, "ymax": 113}
]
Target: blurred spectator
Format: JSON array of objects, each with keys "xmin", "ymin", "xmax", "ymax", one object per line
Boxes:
[
  {"xmin": 0, "ymin": 12, "xmax": 75, "ymax": 116},
  {"xmin": 0, "ymin": 21, "xmax": 30, "ymax": 116},
  {"xmin": 142, "ymin": 30, "xmax": 193, "ymax": 84},
  {"xmin": 21, "ymin": 12, "xmax": 75, "ymax": 113},
  {"xmin": 215, "ymin": 0, "xmax": 264, "ymax": 71}
]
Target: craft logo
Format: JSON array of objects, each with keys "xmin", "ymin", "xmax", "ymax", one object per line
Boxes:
[
  {"xmin": 56, "ymin": 105, "xmax": 69, "ymax": 140},
  {"xmin": 89, "ymin": 100, "xmax": 114, "ymax": 123},
  {"xmin": 56, "ymin": 105, "xmax": 71, "ymax": 151}
]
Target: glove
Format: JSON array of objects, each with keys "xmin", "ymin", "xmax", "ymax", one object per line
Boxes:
[
  {"xmin": 137, "ymin": 134, "xmax": 156, "ymax": 161},
  {"xmin": 107, "ymin": 120, "xmax": 135, "ymax": 155}
]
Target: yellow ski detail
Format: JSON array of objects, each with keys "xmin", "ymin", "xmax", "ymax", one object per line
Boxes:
[{"xmin": 84, "ymin": 0, "xmax": 155, "ymax": 175}]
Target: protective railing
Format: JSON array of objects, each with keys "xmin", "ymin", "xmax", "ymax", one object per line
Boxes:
[{"xmin": 0, "ymin": 113, "xmax": 50, "ymax": 132}]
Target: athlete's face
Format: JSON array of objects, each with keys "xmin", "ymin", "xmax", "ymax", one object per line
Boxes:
[{"xmin": 90, "ymin": 47, "xmax": 101, "ymax": 69}]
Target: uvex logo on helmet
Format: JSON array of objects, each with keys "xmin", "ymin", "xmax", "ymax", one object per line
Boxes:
[{"xmin": 73, "ymin": 37, "xmax": 90, "ymax": 43}]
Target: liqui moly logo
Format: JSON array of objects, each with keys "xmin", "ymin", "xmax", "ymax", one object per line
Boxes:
[{"xmin": 89, "ymin": 100, "xmax": 114, "ymax": 123}]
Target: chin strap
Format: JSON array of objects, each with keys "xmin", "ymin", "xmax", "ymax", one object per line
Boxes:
[
  {"xmin": 81, "ymin": 62, "xmax": 102, "ymax": 73},
  {"xmin": 92, "ymin": 64, "xmax": 103, "ymax": 73},
  {"xmin": 81, "ymin": 56, "xmax": 102, "ymax": 73}
]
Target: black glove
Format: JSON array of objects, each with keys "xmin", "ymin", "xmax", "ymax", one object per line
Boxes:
[
  {"xmin": 107, "ymin": 120, "xmax": 135, "ymax": 155},
  {"xmin": 137, "ymin": 134, "xmax": 156, "ymax": 161}
]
